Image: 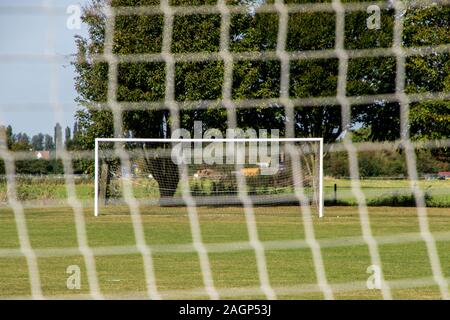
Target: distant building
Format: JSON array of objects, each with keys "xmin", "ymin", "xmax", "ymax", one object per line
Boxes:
[
  {"xmin": 34, "ymin": 151, "xmax": 50, "ymax": 160},
  {"xmin": 438, "ymin": 172, "xmax": 450, "ymax": 180}
]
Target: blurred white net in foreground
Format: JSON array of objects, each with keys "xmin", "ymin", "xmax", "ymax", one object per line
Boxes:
[{"xmin": 0, "ymin": 0, "xmax": 449, "ymax": 300}]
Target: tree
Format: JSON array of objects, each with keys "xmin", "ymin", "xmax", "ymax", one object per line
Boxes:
[
  {"xmin": 72, "ymin": 0, "xmax": 359, "ymax": 200},
  {"xmin": 74, "ymin": 0, "xmax": 216, "ymax": 199},
  {"xmin": 65, "ymin": 126, "xmax": 72, "ymax": 148},
  {"xmin": 6, "ymin": 125, "xmax": 13, "ymax": 149},
  {"xmin": 11, "ymin": 133, "xmax": 31, "ymax": 151},
  {"xmin": 73, "ymin": 121, "xmax": 80, "ymax": 145},
  {"xmin": 404, "ymin": 5, "xmax": 450, "ymax": 163},
  {"xmin": 31, "ymin": 133, "xmax": 44, "ymax": 151},
  {"xmin": 44, "ymin": 134, "xmax": 54, "ymax": 151},
  {"xmin": 347, "ymin": 4, "xmax": 450, "ymax": 143},
  {"xmin": 405, "ymin": 4, "xmax": 450, "ymax": 136},
  {"xmin": 54, "ymin": 123, "xmax": 63, "ymax": 150},
  {"xmin": 73, "ymin": 0, "xmax": 448, "ymax": 200},
  {"xmin": 75, "ymin": 0, "xmax": 279, "ymax": 199}
]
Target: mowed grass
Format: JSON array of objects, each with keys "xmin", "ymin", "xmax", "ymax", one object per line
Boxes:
[
  {"xmin": 1, "ymin": 178, "xmax": 449, "ymax": 206},
  {"xmin": 0, "ymin": 205, "xmax": 450, "ymax": 299},
  {"xmin": 323, "ymin": 179, "xmax": 450, "ymax": 205}
]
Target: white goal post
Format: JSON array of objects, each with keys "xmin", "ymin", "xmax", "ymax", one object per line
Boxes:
[{"xmin": 94, "ymin": 138, "xmax": 324, "ymax": 218}]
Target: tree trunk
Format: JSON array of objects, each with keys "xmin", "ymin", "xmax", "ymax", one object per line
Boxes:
[
  {"xmin": 99, "ymin": 162, "xmax": 111, "ymax": 205},
  {"xmin": 144, "ymin": 155, "xmax": 180, "ymax": 205}
]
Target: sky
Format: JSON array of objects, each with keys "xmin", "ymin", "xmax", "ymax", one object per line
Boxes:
[{"xmin": 0, "ymin": 0, "xmax": 90, "ymax": 137}]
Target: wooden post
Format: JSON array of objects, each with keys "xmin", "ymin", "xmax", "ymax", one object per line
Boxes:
[
  {"xmin": 99, "ymin": 162, "xmax": 110, "ymax": 206},
  {"xmin": 334, "ymin": 183, "xmax": 337, "ymax": 205}
]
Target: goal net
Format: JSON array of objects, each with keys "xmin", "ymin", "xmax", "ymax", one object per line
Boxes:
[
  {"xmin": 95, "ymin": 138, "xmax": 324, "ymax": 217},
  {"xmin": 1, "ymin": 0, "xmax": 450, "ymax": 301}
]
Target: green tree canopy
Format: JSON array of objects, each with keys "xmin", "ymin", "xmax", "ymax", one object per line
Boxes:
[{"xmin": 73, "ymin": 0, "xmax": 450, "ymax": 194}]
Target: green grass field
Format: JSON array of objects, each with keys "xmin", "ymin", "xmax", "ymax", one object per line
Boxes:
[
  {"xmin": 1, "ymin": 178, "xmax": 449, "ymax": 206},
  {"xmin": 1, "ymin": 205, "xmax": 450, "ymax": 299},
  {"xmin": 323, "ymin": 179, "xmax": 450, "ymax": 206}
]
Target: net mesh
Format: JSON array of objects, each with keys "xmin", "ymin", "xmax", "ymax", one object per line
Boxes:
[
  {"xmin": 96, "ymin": 139, "xmax": 321, "ymax": 209},
  {"xmin": 0, "ymin": 0, "xmax": 449, "ymax": 300}
]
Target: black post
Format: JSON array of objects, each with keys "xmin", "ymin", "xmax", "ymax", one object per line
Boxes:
[{"xmin": 334, "ymin": 183, "xmax": 337, "ymax": 205}]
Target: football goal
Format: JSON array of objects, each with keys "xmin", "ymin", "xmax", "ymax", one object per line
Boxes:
[{"xmin": 94, "ymin": 138, "xmax": 324, "ymax": 217}]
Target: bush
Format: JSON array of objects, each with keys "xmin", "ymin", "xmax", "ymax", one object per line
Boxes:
[
  {"xmin": 325, "ymin": 149, "xmax": 449, "ymax": 178},
  {"xmin": 324, "ymin": 199, "xmax": 353, "ymax": 206},
  {"xmin": 367, "ymin": 191, "xmax": 432, "ymax": 207},
  {"xmin": 191, "ymin": 182, "xmax": 202, "ymax": 196}
]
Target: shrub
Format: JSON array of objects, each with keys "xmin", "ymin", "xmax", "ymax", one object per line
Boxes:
[{"xmin": 367, "ymin": 191, "xmax": 433, "ymax": 207}]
